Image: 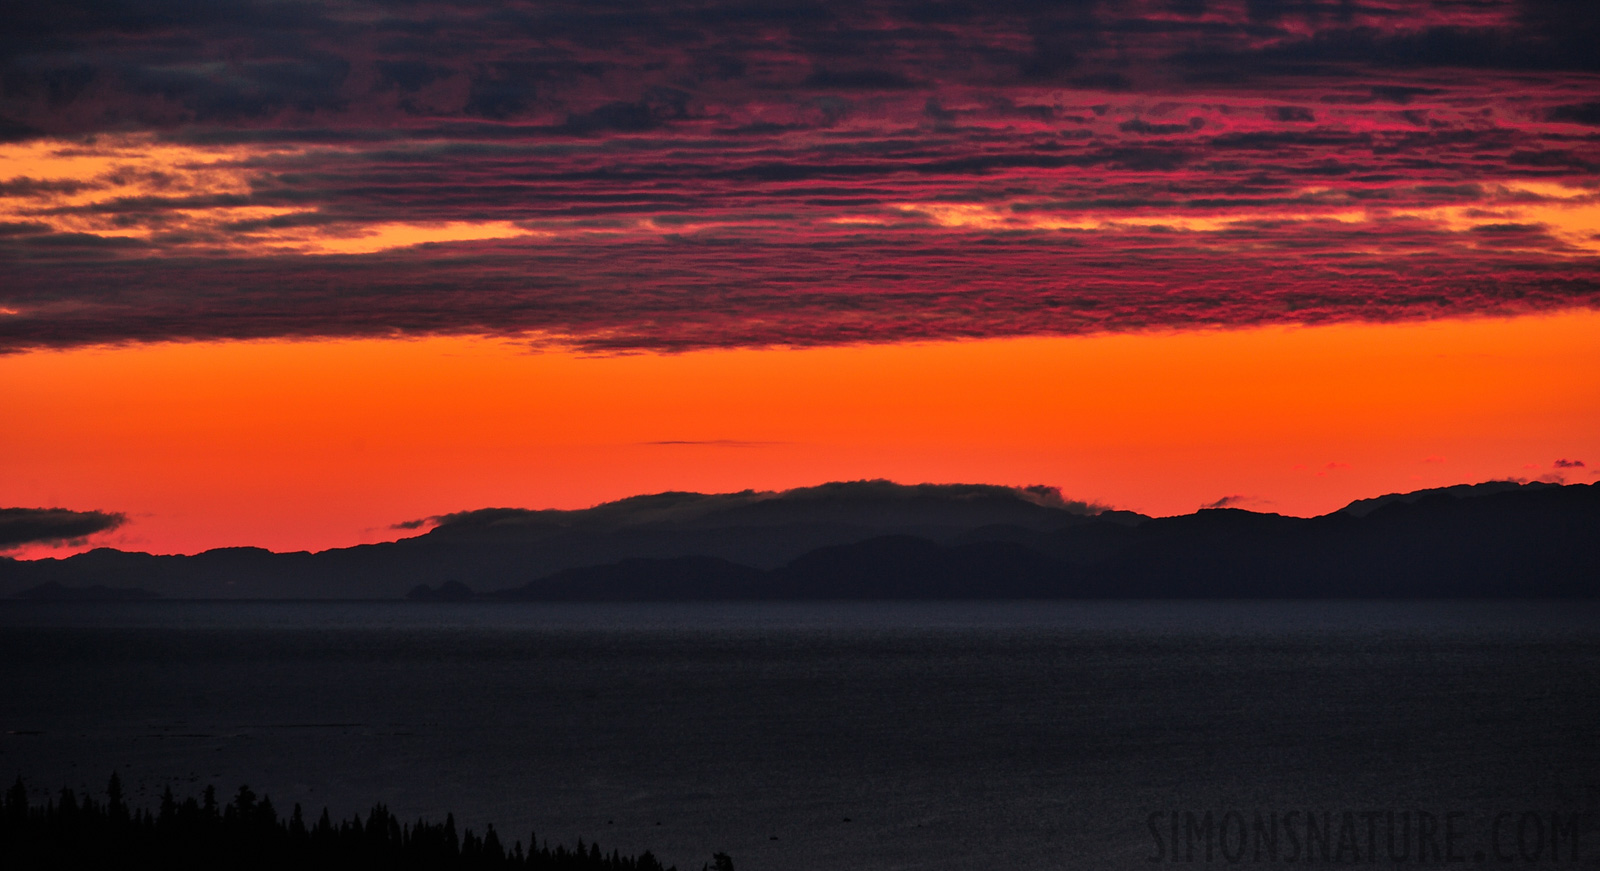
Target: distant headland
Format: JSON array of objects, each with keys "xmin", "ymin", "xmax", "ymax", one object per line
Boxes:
[{"xmin": 3, "ymin": 480, "xmax": 1596, "ymax": 600}]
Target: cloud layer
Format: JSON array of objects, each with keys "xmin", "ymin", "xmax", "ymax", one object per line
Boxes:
[
  {"xmin": 2, "ymin": 0, "xmax": 1597, "ymax": 350},
  {"xmin": 0, "ymin": 507, "xmax": 126, "ymax": 549}
]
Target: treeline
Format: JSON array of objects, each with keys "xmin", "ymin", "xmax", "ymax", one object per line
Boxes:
[{"xmin": 1, "ymin": 774, "xmax": 732, "ymax": 871}]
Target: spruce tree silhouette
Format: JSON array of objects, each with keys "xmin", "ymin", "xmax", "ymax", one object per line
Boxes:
[{"xmin": 0, "ymin": 774, "xmax": 705, "ymax": 870}]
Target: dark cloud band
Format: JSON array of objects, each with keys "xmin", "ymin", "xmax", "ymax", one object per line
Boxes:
[
  {"xmin": 1, "ymin": 232, "xmax": 1596, "ymax": 353},
  {"xmin": 0, "ymin": 508, "xmax": 126, "ymax": 549}
]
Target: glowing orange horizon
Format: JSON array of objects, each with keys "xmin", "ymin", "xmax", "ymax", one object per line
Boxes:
[{"xmin": 3, "ymin": 310, "xmax": 1598, "ymax": 559}]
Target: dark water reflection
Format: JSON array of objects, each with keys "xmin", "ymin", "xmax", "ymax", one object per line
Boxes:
[{"xmin": 3, "ymin": 601, "xmax": 1598, "ymax": 870}]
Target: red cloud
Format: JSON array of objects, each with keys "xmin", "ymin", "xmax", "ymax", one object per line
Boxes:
[{"xmin": 1, "ymin": 0, "xmax": 1597, "ymax": 351}]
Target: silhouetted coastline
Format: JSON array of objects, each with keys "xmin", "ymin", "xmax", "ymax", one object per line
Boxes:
[{"xmin": 5, "ymin": 480, "xmax": 1597, "ymax": 600}]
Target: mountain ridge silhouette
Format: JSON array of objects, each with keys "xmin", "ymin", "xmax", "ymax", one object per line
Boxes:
[{"xmin": 3, "ymin": 479, "xmax": 1595, "ymax": 600}]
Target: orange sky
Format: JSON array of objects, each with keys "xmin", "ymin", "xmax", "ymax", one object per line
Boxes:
[{"xmin": 3, "ymin": 309, "xmax": 1598, "ymax": 558}]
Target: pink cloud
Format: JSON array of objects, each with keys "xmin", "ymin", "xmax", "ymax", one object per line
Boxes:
[{"xmin": 0, "ymin": 0, "xmax": 1596, "ymax": 352}]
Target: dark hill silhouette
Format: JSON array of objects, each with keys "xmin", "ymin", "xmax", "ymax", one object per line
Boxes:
[
  {"xmin": 406, "ymin": 579, "xmax": 476, "ymax": 602},
  {"xmin": 1337, "ymin": 479, "xmax": 1563, "ymax": 517},
  {"xmin": 12, "ymin": 581, "xmax": 159, "ymax": 601},
  {"xmin": 1, "ymin": 481, "xmax": 1111, "ymax": 599},
  {"xmin": 488, "ymin": 556, "xmax": 766, "ymax": 602},
  {"xmin": 768, "ymin": 536, "xmax": 1086, "ymax": 599},
  {"xmin": 2, "ymin": 480, "xmax": 1596, "ymax": 600},
  {"xmin": 426, "ymin": 482, "xmax": 1107, "ymax": 540}
]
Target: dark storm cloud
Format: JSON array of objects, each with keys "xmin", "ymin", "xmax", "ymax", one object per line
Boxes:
[
  {"xmin": 1171, "ymin": 1, "xmax": 1600, "ymax": 78},
  {"xmin": 1, "ymin": 235, "xmax": 1593, "ymax": 352},
  {"xmin": 1, "ymin": 0, "xmax": 1597, "ymax": 351},
  {"xmin": 0, "ymin": 508, "xmax": 126, "ymax": 549},
  {"xmin": 7, "ymin": 0, "xmax": 1596, "ymax": 135},
  {"xmin": 1547, "ymin": 103, "xmax": 1600, "ymax": 126},
  {"xmin": 1264, "ymin": 106, "xmax": 1315, "ymax": 123}
]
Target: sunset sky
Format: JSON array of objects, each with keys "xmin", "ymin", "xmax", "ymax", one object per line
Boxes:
[{"xmin": 3, "ymin": 0, "xmax": 1597, "ymax": 557}]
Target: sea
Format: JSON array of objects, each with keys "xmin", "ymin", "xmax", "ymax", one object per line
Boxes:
[{"xmin": 2, "ymin": 601, "xmax": 1598, "ymax": 870}]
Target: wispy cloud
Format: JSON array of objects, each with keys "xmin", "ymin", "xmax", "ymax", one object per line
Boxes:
[{"xmin": 638, "ymin": 440, "xmax": 785, "ymax": 447}]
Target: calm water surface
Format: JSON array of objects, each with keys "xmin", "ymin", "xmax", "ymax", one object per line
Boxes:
[{"xmin": 3, "ymin": 601, "xmax": 1598, "ymax": 870}]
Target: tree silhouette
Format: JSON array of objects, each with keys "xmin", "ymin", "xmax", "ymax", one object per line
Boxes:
[{"xmin": 0, "ymin": 775, "xmax": 706, "ymax": 870}]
